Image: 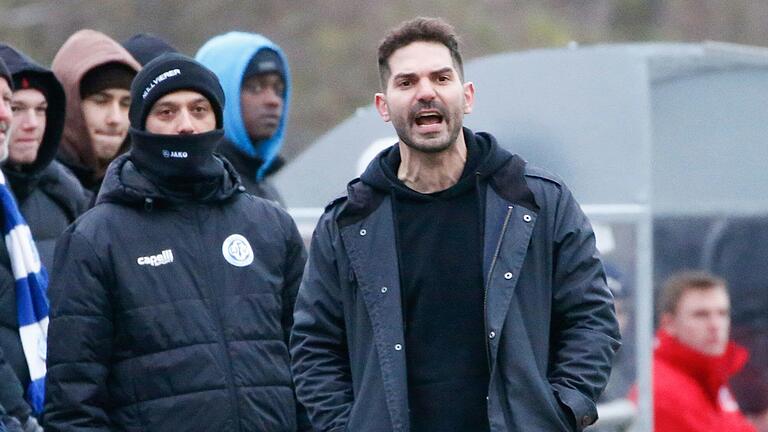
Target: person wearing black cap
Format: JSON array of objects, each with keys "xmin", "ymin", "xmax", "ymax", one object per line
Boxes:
[
  {"xmin": 44, "ymin": 53, "xmax": 309, "ymax": 432},
  {"xmin": 197, "ymin": 32, "xmax": 291, "ymax": 204},
  {"xmin": 122, "ymin": 33, "xmax": 179, "ymax": 66}
]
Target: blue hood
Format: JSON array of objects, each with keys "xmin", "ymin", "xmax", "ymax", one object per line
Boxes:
[{"xmin": 196, "ymin": 32, "xmax": 291, "ymax": 180}]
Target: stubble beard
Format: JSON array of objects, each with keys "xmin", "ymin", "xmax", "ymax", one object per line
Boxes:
[{"xmin": 393, "ymin": 101, "xmax": 463, "ymax": 155}]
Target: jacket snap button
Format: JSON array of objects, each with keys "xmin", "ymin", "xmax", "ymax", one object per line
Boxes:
[
  {"xmin": 489, "ymin": 331, "xmax": 496, "ymax": 339},
  {"xmin": 394, "ymin": 344, "xmax": 403, "ymax": 351},
  {"xmin": 581, "ymin": 416, "xmax": 591, "ymax": 427},
  {"xmin": 523, "ymin": 214, "xmax": 532, "ymax": 222},
  {"xmin": 504, "ymin": 272, "xmax": 513, "ymax": 280},
  {"xmin": 359, "ymin": 229, "xmax": 367, "ymax": 236},
  {"xmin": 381, "ymin": 287, "xmax": 388, "ymax": 293}
]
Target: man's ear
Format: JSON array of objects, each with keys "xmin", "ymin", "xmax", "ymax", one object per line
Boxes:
[
  {"xmin": 374, "ymin": 92, "xmax": 390, "ymax": 122},
  {"xmin": 462, "ymin": 81, "xmax": 475, "ymax": 115}
]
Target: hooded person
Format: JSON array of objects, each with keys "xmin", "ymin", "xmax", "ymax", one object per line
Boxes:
[
  {"xmin": 44, "ymin": 53, "xmax": 309, "ymax": 432},
  {"xmin": 0, "ymin": 44, "xmax": 92, "ymax": 267},
  {"xmin": 122, "ymin": 33, "xmax": 179, "ymax": 66},
  {"xmin": 0, "ymin": 56, "xmax": 45, "ymax": 432},
  {"xmin": 52, "ymin": 29, "xmax": 140, "ymax": 194},
  {"xmin": 196, "ymin": 32, "xmax": 290, "ymax": 204}
]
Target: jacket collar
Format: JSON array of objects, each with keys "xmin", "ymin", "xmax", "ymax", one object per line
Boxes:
[
  {"xmin": 339, "ymin": 129, "xmax": 538, "ymax": 226},
  {"xmin": 655, "ymin": 329, "xmax": 749, "ymax": 400}
]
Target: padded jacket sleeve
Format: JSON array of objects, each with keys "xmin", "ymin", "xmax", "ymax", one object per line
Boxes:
[
  {"xmin": 290, "ymin": 213, "xmax": 353, "ymax": 432},
  {"xmin": 0, "ymin": 347, "xmax": 31, "ymax": 424},
  {"xmin": 44, "ymin": 228, "xmax": 113, "ymax": 432},
  {"xmin": 548, "ymin": 185, "xmax": 622, "ymax": 430}
]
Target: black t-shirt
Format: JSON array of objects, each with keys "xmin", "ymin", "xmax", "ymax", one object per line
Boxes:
[{"xmin": 382, "ymin": 139, "xmax": 490, "ymax": 432}]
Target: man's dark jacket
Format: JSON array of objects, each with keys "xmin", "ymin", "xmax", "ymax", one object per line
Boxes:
[
  {"xmin": 0, "ymin": 44, "xmax": 91, "ymax": 421},
  {"xmin": 44, "ymin": 153, "xmax": 307, "ymax": 431},
  {"xmin": 218, "ymin": 139, "xmax": 284, "ymax": 205},
  {"xmin": 290, "ymin": 130, "xmax": 621, "ymax": 432}
]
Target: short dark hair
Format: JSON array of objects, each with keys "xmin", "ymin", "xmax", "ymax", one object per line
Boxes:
[
  {"xmin": 658, "ymin": 271, "xmax": 728, "ymax": 315},
  {"xmin": 377, "ymin": 17, "xmax": 464, "ymax": 89}
]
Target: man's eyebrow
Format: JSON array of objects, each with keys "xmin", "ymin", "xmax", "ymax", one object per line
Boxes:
[
  {"xmin": 152, "ymin": 101, "xmax": 177, "ymax": 110},
  {"xmin": 391, "ymin": 71, "xmax": 418, "ymax": 81},
  {"xmin": 431, "ymin": 67, "xmax": 454, "ymax": 75}
]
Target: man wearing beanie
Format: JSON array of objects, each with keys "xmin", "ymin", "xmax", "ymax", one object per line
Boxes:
[
  {"xmin": 52, "ymin": 29, "xmax": 140, "ymax": 194},
  {"xmin": 197, "ymin": 32, "xmax": 291, "ymax": 204},
  {"xmin": 45, "ymin": 53, "xmax": 309, "ymax": 432},
  {"xmin": 0, "ymin": 56, "xmax": 44, "ymax": 432}
]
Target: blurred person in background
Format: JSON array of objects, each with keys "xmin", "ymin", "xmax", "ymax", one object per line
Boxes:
[
  {"xmin": 122, "ymin": 33, "xmax": 179, "ymax": 66},
  {"xmin": 52, "ymin": 30, "xmax": 140, "ymax": 195},
  {"xmin": 196, "ymin": 32, "xmax": 290, "ymax": 204},
  {"xmin": 0, "ymin": 55, "xmax": 45, "ymax": 432},
  {"xmin": 637, "ymin": 271, "xmax": 756, "ymax": 431},
  {"xmin": 0, "ymin": 44, "xmax": 91, "ymax": 268}
]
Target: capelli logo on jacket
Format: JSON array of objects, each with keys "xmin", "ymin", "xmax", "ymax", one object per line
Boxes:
[{"xmin": 137, "ymin": 249, "xmax": 174, "ymax": 267}]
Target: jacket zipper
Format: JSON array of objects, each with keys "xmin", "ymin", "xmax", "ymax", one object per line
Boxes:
[
  {"xmin": 194, "ymin": 208, "xmax": 242, "ymax": 432},
  {"xmin": 483, "ymin": 205, "xmax": 514, "ymax": 372}
]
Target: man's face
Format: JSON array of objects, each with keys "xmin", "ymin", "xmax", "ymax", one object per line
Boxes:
[
  {"xmin": 662, "ymin": 286, "xmax": 731, "ymax": 356},
  {"xmin": 9, "ymin": 88, "xmax": 47, "ymax": 165},
  {"xmin": 375, "ymin": 41, "xmax": 474, "ymax": 154},
  {"xmin": 81, "ymin": 88, "xmax": 130, "ymax": 164},
  {"xmin": 0, "ymin": 78, "xmax": 12, "ymax": 160},
  {"xmin": 145, "ymin": 90, "xmax": 216, "ymax": 135},
  {"xmin": 240, "ymin": 72, "xmax": 284, "ymax": 142}
]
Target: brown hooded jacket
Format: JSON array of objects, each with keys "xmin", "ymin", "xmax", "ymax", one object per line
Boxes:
[{"xmin": 52, "ymin": 29, "xmax": 140, "ymax": 191}]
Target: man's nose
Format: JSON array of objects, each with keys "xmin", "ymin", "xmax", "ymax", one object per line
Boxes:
[
  {"xmin": 176, "ymin": 109, "xmax": 195, "ymax": 134},
  {"xmin": 105, "ymin": 101, "xmax": 123, "ymax": 124},
  {"xmin": 415, "ymin": 79, "xmax": 437, "ymax": 102},
  {"xmin": 0, "ymin": 100, "xmax": 11, "ymax": 124},
  {"xmin": 20, "ymin": 109, "xmax": 40, "ymax": 129}
]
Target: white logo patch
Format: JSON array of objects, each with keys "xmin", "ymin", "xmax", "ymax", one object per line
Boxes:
[
  {"xmin": 222, "ymin": 234, "xmax": 254, "ymax": 267},
  {"xmin": 137, "ymin": 249, "xmax": 174, "ymax": 267},
  {"xmin": 162, "ymin": 150, "xmax": 188, "ymax": 158},
  {"xmin": 142, "ymin": 68, "xmax": 181, "ymax": 99}
]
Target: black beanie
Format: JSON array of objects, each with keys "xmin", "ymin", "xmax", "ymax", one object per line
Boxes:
[
  {"xmin": 0, "ymin": 57, "xmax": 12, "ymax": 90},
  {"xmin": 130, "ymin": 53, "xmax": 225, "ymax": 130},
  {"xmin": 123, "ymin": 33, "xmax": 179, "ymax": 66},
  {"xmin": 80, "ymin": 62, "xmax": 136, "ymax": 99},
  {"xmin": 13, "ymin": 73, "xmax": 49, "ymax": 99},
  {"xmin": 244, "ymin": 48, "xmax": 285, "ymax": 80}
]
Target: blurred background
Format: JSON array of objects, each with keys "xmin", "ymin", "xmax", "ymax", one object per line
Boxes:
[{"xmin": 2, "ymin": 0, "xmax": 768, "ymax": 161}]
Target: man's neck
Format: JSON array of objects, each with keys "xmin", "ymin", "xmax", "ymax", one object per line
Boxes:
[{"xmin": 397, "ymin": 134, "xmax": 467, "ymax": 194}]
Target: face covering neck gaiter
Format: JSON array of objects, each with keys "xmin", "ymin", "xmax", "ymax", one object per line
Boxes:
[{"xmin": 128, "ymin": 127, "xmax": 225, "ymax": 192}]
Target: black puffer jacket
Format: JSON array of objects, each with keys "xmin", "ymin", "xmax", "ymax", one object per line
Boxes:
[{"xmin": 44, "ymin": 153, "xmax": 307, "ymax": 431}]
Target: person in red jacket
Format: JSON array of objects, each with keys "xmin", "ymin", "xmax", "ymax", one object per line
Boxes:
[{"xmin": 648, "ymin": 271, "xmax": 756, "ymax": 431}]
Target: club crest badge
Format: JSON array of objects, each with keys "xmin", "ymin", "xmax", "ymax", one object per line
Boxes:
[{"xmin": 222, "ymin": 234, "xmax": 254, "ymax": 267}]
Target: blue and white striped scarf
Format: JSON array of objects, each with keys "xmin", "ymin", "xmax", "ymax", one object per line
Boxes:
[{"xmin": 0, "ymin": 170, "xmax": 48, "ymax": 414}]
